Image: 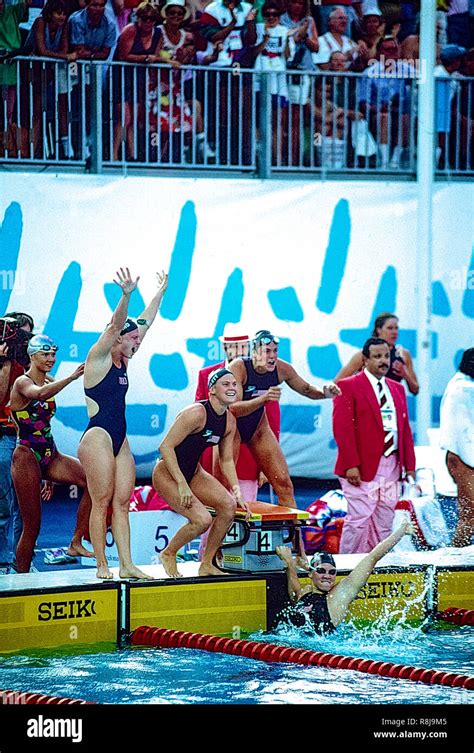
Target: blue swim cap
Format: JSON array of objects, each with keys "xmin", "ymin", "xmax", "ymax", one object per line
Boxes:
[{"xmin": 27, "ymin": 334, "xmax": 58, "ymax": 355}]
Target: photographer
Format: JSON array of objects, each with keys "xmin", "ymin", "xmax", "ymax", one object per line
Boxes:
[{"xmin": 0, "ymin": 314, "xmax": 33, "ymax": 572}]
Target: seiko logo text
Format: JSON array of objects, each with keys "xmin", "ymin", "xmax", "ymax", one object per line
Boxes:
[
  {"xmin": 356, "ymin": 580, "xmax": 416, "ymax": 600},
  {"xmin": 38, "ymin": 599, "xmax": 97, "ymax": 621}
]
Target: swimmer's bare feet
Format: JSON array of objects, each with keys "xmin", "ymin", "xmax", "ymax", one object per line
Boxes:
[
  {"xmin": 119, "ymin": 565, "xmax": 154, "ymax": 580},
  {"xmin": 97, "ymin": 563, "xmax": 114, "ymax": 579},
  {"xmin": 199, "ymin": 562, "xmax": 227, "ymax": 577},
  {"xmin": 67, "ymin": 541, "xmax": 94, "ymax": 558},
  {"xmin": 159, "ymin": 550, "xmax": 183, "ymax": 579}
]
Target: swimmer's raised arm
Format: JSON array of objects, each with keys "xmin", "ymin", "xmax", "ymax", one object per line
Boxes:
[
  {"xmin": 90, "ymin": 268, "xmax": 139, "ymax": 361},
  {"xmin": 329, "ymin": 520, "xmax": 413, "ymax": 625},
  {"xmin": 136, "ymin": 270, "xmax": 168, "ymax": 342}
]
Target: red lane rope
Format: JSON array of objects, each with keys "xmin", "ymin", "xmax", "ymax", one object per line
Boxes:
[
  {"xmin": 0, "ymin": 689, "xmax": 94, "ymax": 705},
  {"xmin": 435, "ymin": 608, "xmax": 474, "ymax": 627},
  {"xmin": 131, "ymin": 626, "xmax": 474, "ymax": 691}
]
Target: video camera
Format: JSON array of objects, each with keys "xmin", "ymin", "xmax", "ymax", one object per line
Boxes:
[
  {"xmin": 0, "ymin": 317, "xmax": 19, "ymax": 347},
  {"xmin": 0, "ymin": 317, "xmax": 31, "ymax": 364}
]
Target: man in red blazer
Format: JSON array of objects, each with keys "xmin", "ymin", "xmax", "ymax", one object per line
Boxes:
[{"xmin": 333, "ymin": 337, "xmax": 416, "ymax": 553}]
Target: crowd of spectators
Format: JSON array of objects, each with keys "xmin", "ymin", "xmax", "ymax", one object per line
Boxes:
[{"xmin": 0, "ymin": 0, "xmax": 473, "ymax": 168}]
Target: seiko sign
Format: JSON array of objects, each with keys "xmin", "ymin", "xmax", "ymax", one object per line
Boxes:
[{"xmin": 37, "ymin": 599, "xmax": 97, "ymax": 621}]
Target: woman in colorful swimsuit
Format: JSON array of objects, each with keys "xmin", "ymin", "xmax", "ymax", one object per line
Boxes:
[
  {"xmin": 10, "ymin": 334, "xmax": 91, "ymax": 572},
  {"xmin": 335, "ymin": 312, "xmax": 419, "ymax": 395},
  {"xmin": 78, "ymin": 267, "xmax": 168, "ymax": 580}
]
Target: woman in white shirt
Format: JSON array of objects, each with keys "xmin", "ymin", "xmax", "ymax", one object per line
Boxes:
[
  {"xmin": 440, "ymin": 347, "xmax": 474, "ymax": 546},
  {"xmin": 253, "ymin": 1, "xmax": 291, "ymax": 163}
]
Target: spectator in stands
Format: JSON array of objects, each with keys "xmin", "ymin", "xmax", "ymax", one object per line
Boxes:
[
  {"xmin": 439, "ymin": 347, "xmax": 474, "ymax": 547},
  {"xmin": 112, "ymin": 1, "xmax": 164, "ymax": 161},
  {"xmin": 199, "ymin": 0, "xmax": 257, "ymax": 164},
  {"xmin": 352, "ymin": 7, "xmax": 384, "ymax": 70},
  {"xmin": 316, "ymin": 1, "xmax": 362, "ymax": 36},
  {"xmin": 69, "ymin": 0, "xmax": 118, "ymax": 157},
  {"xmin": 27, "ymin": 0, "xmax": 78, "ymax": 159},
  {"xmin": 357, "ymin": 34, "xmax": 416, "ymax": 168},
  {"xmin": 313, "ymin": 55, "xmax": 363, "ymax": 168},
  {"xmin": 312, "ymin": 6, "xmax": 361, "ymax": 70},
  {"xmin": 156, "ymin": 0, "xmax": 215, "ymax": 163},
  {"xmin": 0, "ymin": 0, "xmax": 30, "ymax": 156},
  {"xmin": 459, "ymin": 47, "xmax": 474, "ymax": 171},
  {"xmin": 69, "ymin": 0, "xmax": 118, "ymax": 60},
  {"xmin": 434, "ymin": 43, "xmax": 466, "ymax": 169},
  {"xmin": 335, "ymin": 312, "xmax": 419, "ymax": 395},
  {"xmin": 447, "ymin": 0, "xmax": 470, "ymax": 49},
  {"xmin": 280, "ymin": 0, "xmax": 319, "ymax": 166},
  {"xmin": 253, "ymin": 1, "xmax": 291, "ymax": 165}
]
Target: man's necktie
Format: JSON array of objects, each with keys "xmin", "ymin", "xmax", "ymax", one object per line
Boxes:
[{"xmin": 377, "ymin": 380, "xmax": 395, "ymax": 456}]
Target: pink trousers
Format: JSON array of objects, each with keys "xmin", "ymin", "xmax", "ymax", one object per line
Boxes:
[{"xmin": 339, "ymin": 454, "xmax": 400, "ymax": 554}]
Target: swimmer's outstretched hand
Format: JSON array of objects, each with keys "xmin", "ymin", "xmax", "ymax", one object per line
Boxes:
[
  {"xmin": 156, "ymin": 270, "xmax": 168, "ymax": 294},
  {"xmin": 114, "ymin": 267, "xmax": 140, "ymax": 296},
  {"xmin": 70, "ymin": 363, "xmax": 85, "ymax": 381},
  {"xmin": 276, "ymin": 545, "xmax": 293, "ymax": 564}
]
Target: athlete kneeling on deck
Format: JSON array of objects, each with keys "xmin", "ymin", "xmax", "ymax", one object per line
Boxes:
[
  {"xmin": 276, "ymin": 520, "xmax": 413, "ymax": 634},
  {"xmin": 152, "ymin": 368, "xmax": 251, "ymax": 579}
]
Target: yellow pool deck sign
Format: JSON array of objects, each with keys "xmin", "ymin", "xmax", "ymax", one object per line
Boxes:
[
  {"xmin": 0, "ymin": 585, "xmax": 119, "ymax": 654},
  {"xmin": 0, "ymin": 560, "xmax": 472, "ymax": 653}
]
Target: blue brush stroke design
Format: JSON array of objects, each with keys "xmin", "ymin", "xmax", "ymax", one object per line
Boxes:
[
  {"xmin": 281, "ymin": 405, "xmax": 321, "ymax": 434},
  {"xmin": 454, "ymin": 349, "xmax": 464, "ymax": 370},
  {"xmin": 0, "ymin": 202, "xmax": 23, "ymax": 315},
  {"xmin": 126, "ymin": 404, "xmax": 167, "ymax": 435},
  {"xmin": 43, "ymin": 262, "xmax": 101, "ymax": 374},
  {"xmin": 432, "ymin": 281, "xmax": 451, "ymax": 317},
  {"xmin": 268, "ymin": 287, "xmax": 304, "ymax": 322},
  {"xmin": 160, "ymin": 201, "xmax": 197, "ymax": 321},
  {"xmin": 134, "ymin": 450, "xmax": 161, "ymax": 465},
  {"xmin": 57, "ymin": 404, "xmax": 167, "ymax": 436},
  {"xmin": 431, "ymin": 332, "xmax": 438, "ymax": 359},
  {"xmin": 277, "ymin": 338, "xmax": 291, "ymax": 362},
  {"xmin": 104, "ymin": 283, "xmax": 145, "ymax": 318},
  {"xmin": 462, "ymin": 248, "xmax": 474, "ymax": 319},
  {"xmin": 307, "ymin": 345, "xmax": 342, "ymax": 379},
  {"xmin": 407, "ymin": 395, "xmax": 416, "ymax": 422},
  {"xmin": 328, "ymin": 437, "xmax": 337, "ymax": 450},
  {"xmin": 187, "ymin": 267, "xmax": 244, "ymax": 365},
  {"xmin": 340, "ymin": 266, "xmax": 398, "ymax": 347},
  {"xmin": 431, "ymin": 395, "xmax": 442, "ymax": 425},
  {"xmin": 150, "ymin": 353, "xmax": 188, "ymax": 390},
  {"xmin": 316, "ymin": 199, "xmax": 351, "ymax": 314}
]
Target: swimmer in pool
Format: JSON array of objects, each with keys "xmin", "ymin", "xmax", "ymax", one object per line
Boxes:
[{"xmin": 276, "ymin": 519, "xmax": 413, "ymax": 634}]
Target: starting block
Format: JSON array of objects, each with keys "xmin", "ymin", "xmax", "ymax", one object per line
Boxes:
[{"xmin": 220, "ymin": 502, "xmax": 309, "ymax": 572}]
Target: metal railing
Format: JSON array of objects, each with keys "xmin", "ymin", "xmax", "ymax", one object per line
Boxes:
[{"xmin": 1, "ymin": 56, "xmax": 473, "ymax": 178}]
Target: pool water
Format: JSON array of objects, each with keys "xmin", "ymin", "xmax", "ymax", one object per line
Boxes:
[{"xmin": 1, "ymin": 624, "xmax": 472, "ymax": 705}]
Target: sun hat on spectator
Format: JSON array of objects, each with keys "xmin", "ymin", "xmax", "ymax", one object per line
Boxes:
[
  {"xmin": 218, "ymin": 323, "xmax": 250, "ymax": 344},
  {"xmin": 161, "ymin": 0, "xmax": 190, "ymax": 20}
]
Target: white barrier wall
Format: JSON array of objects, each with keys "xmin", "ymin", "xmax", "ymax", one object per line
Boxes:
[{"xmin": 1, "ymin": 174, "xmax": 472, "ymax": 477}]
